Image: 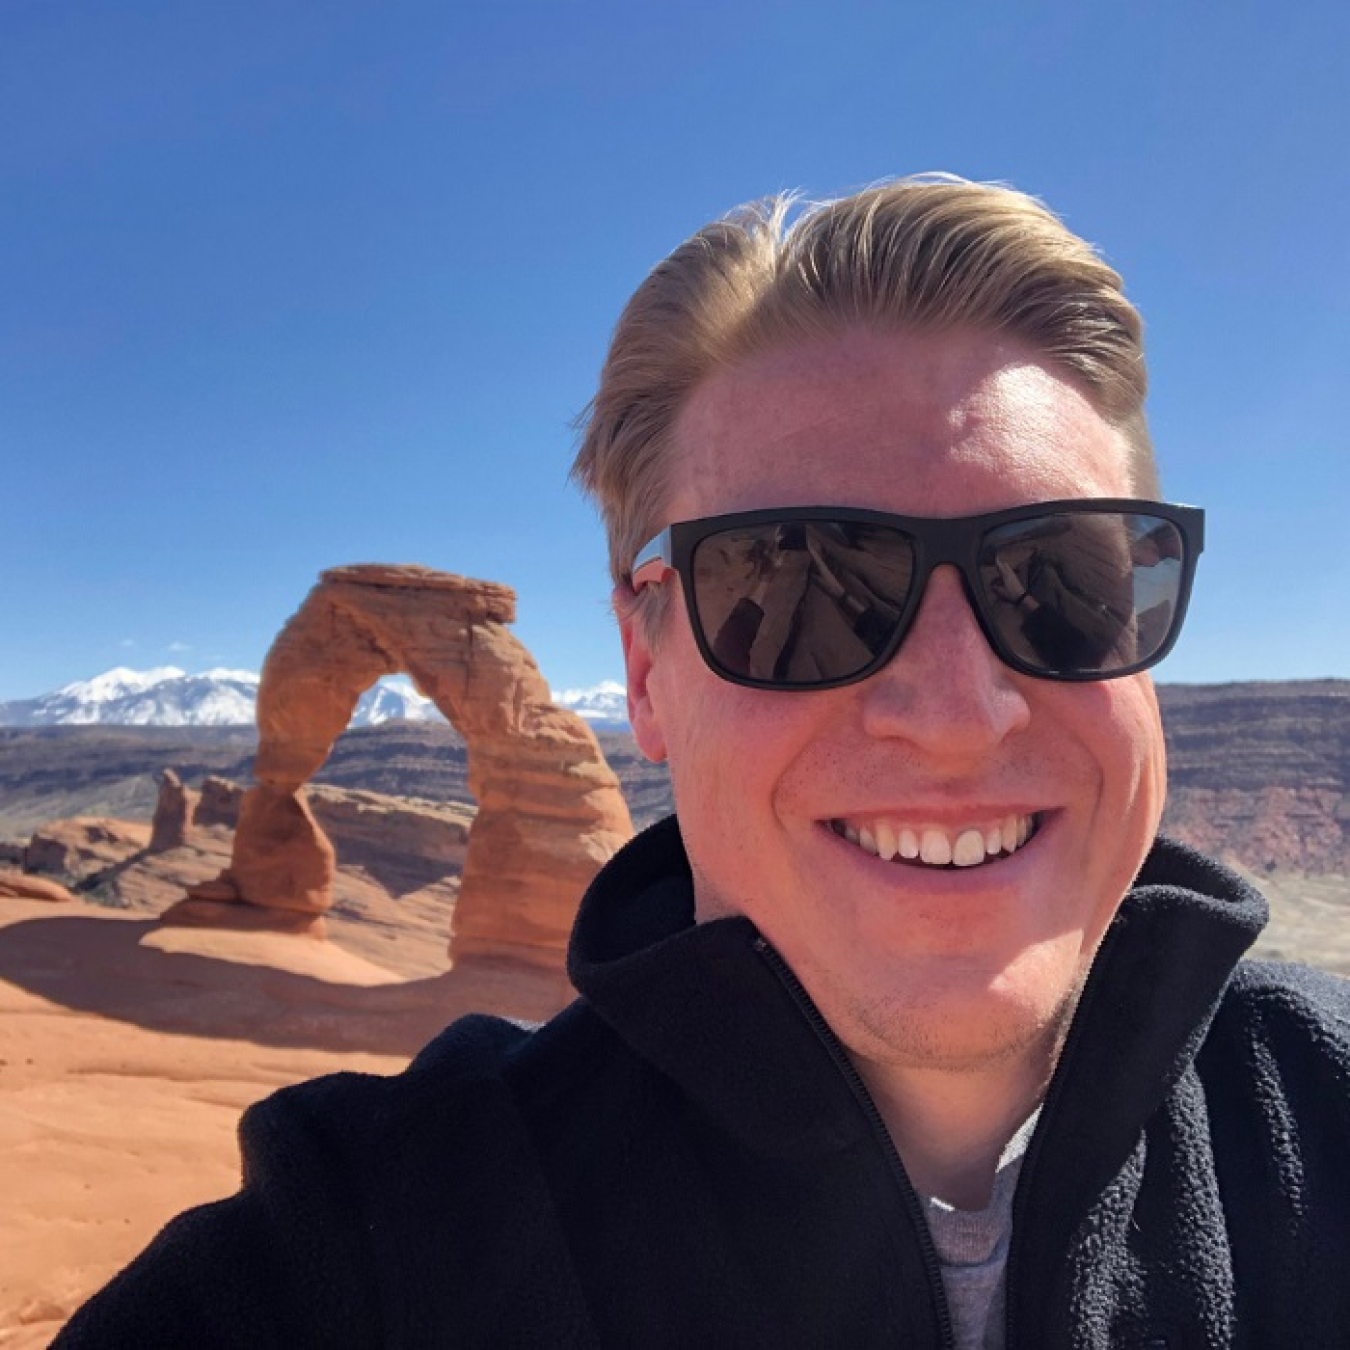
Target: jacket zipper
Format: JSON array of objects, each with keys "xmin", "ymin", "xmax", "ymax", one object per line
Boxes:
[
  {"xmin": 998, "ymin": 921, "xmax": 1117, "ymax": 1350},
  {"xmin": 754, "ymin": 936, "xmax": 956, "ymax": 1349}
]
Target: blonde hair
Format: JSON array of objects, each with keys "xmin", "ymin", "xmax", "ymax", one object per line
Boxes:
[{"xmin": 572, "ymin": 176, "xmax": 1157, "ymax": 626}]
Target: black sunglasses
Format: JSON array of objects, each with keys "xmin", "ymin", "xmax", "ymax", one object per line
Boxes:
[{"xmin": 630, "ymin": 499, "xmax": 1205, "ymax": 689}]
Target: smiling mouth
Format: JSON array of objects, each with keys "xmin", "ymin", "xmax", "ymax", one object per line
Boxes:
[{"xmin": 828, "ymin": 813, "xmax": 1041, "ymax": 869}]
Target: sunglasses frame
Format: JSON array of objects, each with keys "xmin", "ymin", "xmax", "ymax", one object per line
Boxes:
[{"xmin": 631, "ymin": 498, "xmax": 1206, "ymax": 689}]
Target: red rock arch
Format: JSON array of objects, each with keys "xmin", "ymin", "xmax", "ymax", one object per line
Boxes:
[{"xmin": 200, "ymin": 564, "xmax": 632, "ymax": 974}]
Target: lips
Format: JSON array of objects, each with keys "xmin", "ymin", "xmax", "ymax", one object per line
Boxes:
[{"xmin": 829, "ymin": 813, "xmax": 1039, "ymax": 868}]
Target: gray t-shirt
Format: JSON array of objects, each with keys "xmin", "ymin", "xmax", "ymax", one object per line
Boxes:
[{"xmin": 920, "ymin": 1109, "xmax": 1040, "ymax": 1350}]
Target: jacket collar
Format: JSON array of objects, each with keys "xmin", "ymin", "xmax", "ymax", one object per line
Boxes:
[
  {"xmin": 567, "ymin": 815, "xmax": 1268, "ymax": 1160},
  {"xmin": 1019, "ymin": 838, "xmax": 1268, "ymax": 1231},
  {"xmin": 568, "ymin": 816, "xmax": 872, "ymax": 1155}
]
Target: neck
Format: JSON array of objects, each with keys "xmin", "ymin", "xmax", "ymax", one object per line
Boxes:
[{"xmin": 852, "ymin": 1050, "xmax": 1052, "ymax": 1210}]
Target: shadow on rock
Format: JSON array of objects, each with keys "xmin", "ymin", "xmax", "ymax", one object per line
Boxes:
[{"xmin": 0, "ymin": 911, "xmax": 569, "ymax": 1058}]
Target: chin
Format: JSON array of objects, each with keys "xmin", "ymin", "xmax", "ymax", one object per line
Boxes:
[{"xmin": 831, "ymin": 941, "xmax": 1089, "ymax": 1074}]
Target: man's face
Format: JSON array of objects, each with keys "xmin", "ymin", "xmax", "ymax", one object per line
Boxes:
[{"xmin": 620, "ymin": 326, "xmax": 1168, "ymax": 1075}]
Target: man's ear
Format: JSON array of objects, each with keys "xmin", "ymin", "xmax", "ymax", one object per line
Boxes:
[{"xmin": 616, "ymin": 587, "xmax": 668, "ymax": 764}]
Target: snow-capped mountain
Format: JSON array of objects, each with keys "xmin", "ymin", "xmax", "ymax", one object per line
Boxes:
[
  {"xmin": 0, "ymin": 669, "xmax": 630, "ymax": 729},
  {"xmin": 0, "ymin": 667, "xmax": 261, "ymax": 728},
  {"xmin": 354, "ymin": 678, "xmax": 440, "ymax": 726},
  {"xmin": 0, "ymin": 667, "xmax": 439, "ymax": 729},
  {"xmin": 551, "ymin": 680, "xmax": 629, "ymax": 729}
]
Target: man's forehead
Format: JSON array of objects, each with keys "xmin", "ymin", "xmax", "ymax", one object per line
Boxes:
[{"xmin": 666, "ymin": 327, "xmax": 1134, "ymax": 518}]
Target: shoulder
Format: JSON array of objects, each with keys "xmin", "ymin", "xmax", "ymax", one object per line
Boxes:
[
  {"xmin": 1192, "ymin": 961, "xmax": 1350, "ymax": 1318},
  {"xmin": 57, "ymin": 1010, "xmax": 602, "ymax": 1345},
  {"xmin": 244, "ymin": 1007, "xmax": 589, "ymax": 1163},
  {"xmin": 243, "ymin": 1001, "xmax": 632, "ymax": 1189},
  {"xmin": 1219, "ymin": 959, "xmax": 1350, "ymax": 1037},
  {"xmin": 230, "ymin": 1013, "xmax": 536, "ymax": 1238},
  {"xmin": 1202, "ymin": 960, "xmax": 1350, "ymax": 1100},
  {"xmin": 237, "ymin": 1007, "xmax": 608, "ymax": 1340}
]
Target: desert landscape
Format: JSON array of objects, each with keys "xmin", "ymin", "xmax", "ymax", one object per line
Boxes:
[{"xmin": 1, "ymin": 673, "xmax": 1347, "ymax": 1344}]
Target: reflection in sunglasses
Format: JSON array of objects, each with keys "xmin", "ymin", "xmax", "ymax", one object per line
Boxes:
[
  {"xmin": 982, "ymin": 515, "xmax": 1141, "ymax": 671},
  {"xmin": 706, "ymin": 526, "xmax": 910, "ymax": 683}
]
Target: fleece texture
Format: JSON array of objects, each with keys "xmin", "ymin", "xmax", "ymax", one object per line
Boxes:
[{"xmin": 57, "ymin": 819, "xmax": 1350, "ymax": 1348}]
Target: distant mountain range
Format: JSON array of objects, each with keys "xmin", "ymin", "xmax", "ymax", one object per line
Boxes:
[{"xmin": 0, "ymin": 668, "xmax": 630, "ymax": 731}]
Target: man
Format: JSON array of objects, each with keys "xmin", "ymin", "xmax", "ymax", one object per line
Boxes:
[{"xmin": 59, "ymin": 179, "xmax": 1350, "ymax": 1347}]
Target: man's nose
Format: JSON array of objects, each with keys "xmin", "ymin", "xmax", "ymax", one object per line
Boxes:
[{"xmin": 857, "ymin": 565, "xmax": 1032, "ymax": 756}]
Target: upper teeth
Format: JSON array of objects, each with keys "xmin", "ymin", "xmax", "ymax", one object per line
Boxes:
[{"xmin": 836, "ymin": 814, "xmax": 1035, "ymax": 868}]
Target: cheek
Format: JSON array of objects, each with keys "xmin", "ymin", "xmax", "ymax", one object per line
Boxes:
[
  {"xmin": 661, "ymin": 702, "xmax": 771, "ymax": 921},
  {"xmin": 1057, "ymin": 675, "xmax": 1166, "ymax": 821},
  {"xmin": 1072, "ymin": 677, "xmax": 1168, "ymax": 931},
  {"xmin": 649, "ymin": 613, "xmax": 815, "ymax": 797},
  {"xmin": 650, "ymin": 653, "xmax": 751, "ymax": 824},
  {"xmin": 662, "ymin": 686, "xmax": 789, "ymax": 822},
  {"xmin": 650, "ymin": 658, "xmax": 824, "ymax": 916},
  {"xmin": 1106, "ymin": 679, "xmax": 1168, "ymax": 830}
]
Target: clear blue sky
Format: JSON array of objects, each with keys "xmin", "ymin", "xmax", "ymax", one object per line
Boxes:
[{"xmin": 2, "ymin": 0, "xmax": 1346, "ymax": 701}]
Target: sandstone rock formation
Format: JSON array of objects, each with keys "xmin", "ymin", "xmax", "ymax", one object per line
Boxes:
[
  {"xmin": 1157, "ymin": 681, "xmax": 1350, "ymax": 875},
  {"xmin": 148, "ymin": 768, "xmax": 199, "ymax": 853},
  {"xmin": 25, "ymin": 817, "xmax": 151, "ymax": 878},
  {"xmin": 1163, "ymin": 786, "xmax": 1350, "ymax": 875},
  {"xmin": 0, "ymin": 869, "xmax": 77, "ymax": 902},
  {"xmin": 195, "ymin": 776, "xmax": 474, "ymax": 895},
  {"xmin": 194, "ymin": 775, "xmax": 243, "ymax": 827},
  {"xmin": 180, "ymin": 565, "xmax": 633, "ymax": 978},
  {"xmin": 230, "ymin": 784, "xmax": 337, "ymax": 916}
]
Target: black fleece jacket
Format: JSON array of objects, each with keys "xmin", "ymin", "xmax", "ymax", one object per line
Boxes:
[{"xmin": 57, "ymin": 819, "xmax": 1350, "ymax": 1348}]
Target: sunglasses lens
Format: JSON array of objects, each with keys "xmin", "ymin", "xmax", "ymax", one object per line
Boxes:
[
  {"xmin": 690, "ymin": 520, "xmax": 916, "ymax": 685},
  {"xmin": 977, "ymin": 511, "xmax": 1189, "ymax": 677}
]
